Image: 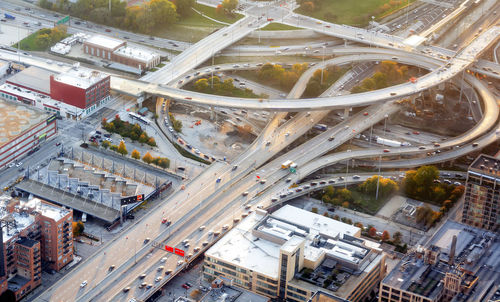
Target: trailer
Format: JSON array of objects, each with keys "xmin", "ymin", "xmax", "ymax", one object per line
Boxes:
[
  {"xmin": 376, "ymin": 137, "xmax": 402, "ymax": 147},
  {"xmin": 4, "ymin": 13, "xmax": 15, "ymax": 20}
]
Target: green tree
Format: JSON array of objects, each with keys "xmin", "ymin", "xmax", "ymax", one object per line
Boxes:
[
  {"xmin": 149, "ymin": 0, "xmax": 178, "ymax": 26},
  {"xmin": 221, "ymin": 0, "xmax": 238, "ymax": 13},
  {"xmin": 110, "ymin": 144, "xmax": 118, "ymax": 152},
  {"xmin": 131, "ymin": 149, "xmax": 141, "ymax": 160},
  {"xmin": 117, "ymin": 140, "xmax": 128, "ymax": 156},
  {"xmin": 146, "ymin": 137, "xmax": 156, "ymax": 147},
  {"xmin": 101, "ymin": 140, "xmax": 111, "ymax": 149},
  {"xmin": 393, "ymin": 231, "xmax": 403, "ymax": 245},
  {"xmin": 173, "ymin": 0, "xmax": 195, "ymax": 16},
  {"xmin": 138, "ymin": 133, "xmax": 148, "ymax": 144},
  {"xmin": 35, "ymin": 33, "xmax": 51, "ymax": 50}
]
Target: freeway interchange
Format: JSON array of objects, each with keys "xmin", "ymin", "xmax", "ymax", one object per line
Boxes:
[{"xmin": 6, "ymin": 0, "xmax": 494, "ymax": 300}]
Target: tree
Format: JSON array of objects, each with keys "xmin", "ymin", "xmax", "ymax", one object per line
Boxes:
[
  {"xmin": 342, "ymin": 201, "xmax": 349, "ymax": 208},
  {"xmin": 311, "ymin": 207, "xmax": 318, "ymax": 214},
  {"xmin": 35, "ymin": 33, "xmax": 51, "ymax": 50},
  {"xmin": 221, "ymin": 0, "xmax": 238, "ymax": 13},
  {"xmin": 117, "ymin": 140, "xmax": 128, "ymax": 156},
  {"xmin": 101, "ymin": 140, "xmax": 111, "ymax": 149},
  {"xmin": 194, "ymin": 78, "xmax": 209, "ymax": 91},
  {"xmin": 72, "ymin": 220, "xmax": 84, "ymax": 237},
  {"xmin": 354, "ymin": 222, "xmax": 364, "ymax": 229},
  {"xmin": 381, "ymin": 230, "xmax": 390, "ymax": 241},
  {"xmin": 393, "ymin": 231, "xmax": 403, "ymax": 245},
  {"xmin": 101, "ymin": 117, "xmax": 107, "ymax": 128},
  {"xmin": 368, "ymin": 227, "xmax": 377, "ymax": 237},
  {"xmin": 302, "ymin": 1, "xmax": 315, "ymax": 12},
  {"xmin": 142, "ymin": 152, "xmax": 153, "ymax": 164},
  {"xmin": 131, "ymin": 149, "xmax": 141, "ymax": 160},
  {"xmin": 147, "ymin": 137, "xmax": 156, "ymax": 147},
  {"xmin": 139, "ymin": 133, "xmax": 148, "ymax": 144},
  {"xmin": 173, "ymin": 0, "xmax": 195, "ymax": 17}
]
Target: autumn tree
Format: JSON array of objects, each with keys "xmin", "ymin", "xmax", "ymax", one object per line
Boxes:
[
  {"xmin": 381, "ymin": 230, "xmax": 390, "ymax": 241},
  {"xmin": 101, "ymin": 140, "xmax": 111, "ymax": 149},
  {"xmin": 142, "ymin": 152, "xmax": 153, "ymax": 164},
  {"xmin": 131, "ymin": 149, "xmax": 141, "ymax": 160},
  {"xmin": 393, "ymin": 231, "xmax": 403, "ymax": 245},
  {"xmin": 368, "ymin": 227, "xmax": 377, "ymax": 237},
  {"xmin": 359, "ymin": 175, "xmax": 399, "ymax": 198},
  {"xmin": 117, "ymin": 140, "xmax": 128, "ymax": 156},
  {"xmin": 72, "ymin": 221, "xmax": 85, "ymax": 237},
  {"xmin": 221, "ymin": 0, "xmax": 238, "ymax": 13}
]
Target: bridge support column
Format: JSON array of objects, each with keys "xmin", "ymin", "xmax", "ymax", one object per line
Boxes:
[
  {"xmin": 136, "ymin": 96, "xmax": 145, "ymax": 108},
  {"xmin": 210, "ymin": 106, "xmax": 216, "ymax": 120},
  {"xmin": 343, "ymin": 107, "xmax": 351, "ymax": 119}
]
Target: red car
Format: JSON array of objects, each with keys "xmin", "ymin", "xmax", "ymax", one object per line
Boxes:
[
  {"xmin": 412, "ymin": 131, "xmax": 420, "ymax": 135},
  {"xmin": 182, "ymin": 284, "xmax": 190, "ymax": 289},
  {"xmin": 363, "ymin": 112, "xmax": 369, "ymax": 116},
  {"xmin": 105, "ymin": 28, "xmax": 111, "ymax": 32},
  {"xmin": 383, "ymin": 149, "xmax": 390, "ymax": 153}
]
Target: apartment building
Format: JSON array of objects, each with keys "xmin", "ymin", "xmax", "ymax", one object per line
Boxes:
[{"xmin": 462, "ymin": 154, "xmax": 500, "ymax": 232}]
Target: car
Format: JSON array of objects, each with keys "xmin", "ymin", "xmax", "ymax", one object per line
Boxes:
[
  {"xmin": 15, "ymin": 162, "xmax": 22, "ymax": 167},
  {"xmin": 286, "ymin": 178, "xmax": 292, "ymax": 183},
  {"xmin": 123, "ymin": 287, "xmax": 130, "ymax": 292},
  {"xmin": 199, "ymin": 225, "xmax": 206, "ymax": 231},
  {"xmin": 383, "ymin": 149, "xmax": 390, "ymax": 153},
  {"xmin": 328, "ymin": 136, "xmax": 335, "ymax": 141},
  {"xmin": 363, "ymin": 112, "xmax": 369, "ymax": 116},
  {"xmin": 155, "ymin": 276, "xmax": 162, "ymax": 282},
  {"xmin": 260, "ymin": 179, "xmax": 266, "ymax": 184},
  {"xmin": 433, "ymin": 143, "xmax": 440, "ymax": 147},
  {"xmin": 157, "ymin": 266, "xmax": 164, "ymax": 272},
  {"xmin": 419, "ymin": 146, "xmax": 426, "ymax": 150},
  {"xmin": 194, "ymin": 149, "xmax": 200, "ymax": 154},
  {"xmin": 162, "ymin": 218, "xmax": 171, "ymax": 225},
  {"xmin": 311, "ymin": 182, "xmax": 318, "ymax": 186},
  {"xmin": 328, "ymin": 179, "xmax": 336, "ymax": 184},
  {"xmin": 143, "ymin": 238, "xmax": 150, "ymax": 244},
  {"xmin": 454, "ymin": 182, "xmax": 462, "ymax": 186},
  {"xmin": 353, "ymin": 175, "xmax": 360, "ymax": 179},
  {"xmin": 80, "ymin": 280, "xmax": 88, "ymax": 288},
  {"xmin": 319, "ymin": 181, "xmax": 326, "ymax": 185},
  {"xmin": 75, "ymin": 21, "xmax": 81, "ymax": 25},
  {"xmin": 242, "ymin": 191, "xmax": 249, "ymax": 196},
  {"xmin": 296, "ymin": 188, "xmax": 302, "ymax": 192},
  {"xmin": 412, "ymin": 131, "xmax": 420, "ymax": 135},
  {"xmin": 338, "ymin": 176, "xmax": 344, "ymax": 180},
  {"xmin": 109, "ymin": 265, "xmax": 115, "ymax": 271},
  {"xmin": 103, "ymin": 133, "xmax": 111, "ymax": 138},
  {"xmin": 232, "ymin": 165, "xmax": 238, "ymax": 171},
  {"xmin": 160, "ymin": 257, "xmax": 167, "ymax": 263},
  {"xmin": 390, "ymin": 92, "xmax": 397, "ymax": 96},
  {"xmin": 182, "ymin": 284, "xmax": 190, "ymax": 289},
  {"xmin": 146, "ymin": 284, "xmax": 152, "ymax": 289},
  {"xmin": 123, "ymin": 36, "xmax": 130, "ymax": 39},
  {"xmin": 472, "ymin": 142, "xmax": 479, "ymax": 147},
  {"xmin": 105, "ymin": 28, "xmax": 111, "ymax": 32}
]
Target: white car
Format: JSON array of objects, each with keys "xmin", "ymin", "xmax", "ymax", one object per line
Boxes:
[
  {"xmin": 15, "ymin": 162, "xmax": 22, "ymax": 167},
  {"xmin": 168, "ymin": 127, "xmax": 173, "ymax": 132},
  {"xmin": 80, "ymin": 280, "xmax": 88, "ymax": 288}
]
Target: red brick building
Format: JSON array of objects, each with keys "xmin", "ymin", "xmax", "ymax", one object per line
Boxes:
[{"xmin": 49, "ymin": 69, "xmax": 110, "ymax": 113}]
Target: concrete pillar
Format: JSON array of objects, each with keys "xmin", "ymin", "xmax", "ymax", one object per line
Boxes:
[
  {"xmin": 343, "ymin": 107, "xmax": 350, "ymax": 118},
  {"xmin": 210, "ymin": 106, "xmax": 216, "ymax": 120}
]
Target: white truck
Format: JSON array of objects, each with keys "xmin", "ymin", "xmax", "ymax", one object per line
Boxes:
[{"xmin": 376, "ymin": 137, "xmax": 406, "ymax": 147}]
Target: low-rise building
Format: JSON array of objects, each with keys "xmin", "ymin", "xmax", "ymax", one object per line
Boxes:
[
  {"xmin": 203, "ymin": 206, "xmax": 385, "ymax": 302},
  {"xmin": 0, "ymin": 99, "xmax": 57, "ymax": 168},
  {"xmin": 83, "ymin": 34, "xmax": 160, "ymax": 71}
]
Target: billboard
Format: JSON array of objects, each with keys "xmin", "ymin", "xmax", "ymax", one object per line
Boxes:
[{"xmin": 120, "ymin": 194, "xmax": 145, "ymax": 205}]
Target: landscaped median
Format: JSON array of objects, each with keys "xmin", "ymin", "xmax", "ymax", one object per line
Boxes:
[{"xmin": 14, "ymin": 25, "xmax": 68, "ymax": 51}]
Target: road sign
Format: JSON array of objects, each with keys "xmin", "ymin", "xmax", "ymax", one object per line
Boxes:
[
  {"xmin": 56, "ymin": 16, "xmax": 69, "ymax": 25},
  {"xmin": 289, "ymin": 167, "xmax": 296, "ymax": 173},
  {"xmin": 120, "ymin": 194, "xmax": 145, "ymax": 205},
  {"xmin": 165, "ymin": 245, "xmax": 174, "ymax": 253},
  {"xmin": 174, "ymin": 248, "xmax": 185, "ymax": 257}
]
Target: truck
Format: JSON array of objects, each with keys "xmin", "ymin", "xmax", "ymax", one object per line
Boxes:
[
  {"xmin": 281, "ymin": 160, "xmax": 293, "ymax": 169},
  {"xmin": 314, "ymin": 124, "xmax": 327, "ymax": 131},
  {"xmin": 376, "ymin": 137, "xmax": 403, "ymax": 147},
  {"xmin": 4, "ymin": 13, "xmax": 15, "ymax": 20}
]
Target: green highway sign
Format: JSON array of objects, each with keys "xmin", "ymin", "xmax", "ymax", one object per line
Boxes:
[
  {"xmin": 56, "ymin": 16, "xmax": 70, "ymax": 25},
  {"xmin": 289, "ymin": 168, "xmax": 296, "ymax": 173}
]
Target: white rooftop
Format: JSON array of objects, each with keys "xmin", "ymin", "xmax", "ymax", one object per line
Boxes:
[
  {"xmin": 205, "ymin": 211, "xmax": 281, "ymax": 279},
  {"xmin": 0, "ymin": 196, "xmax": 35, "ymax": 243},
  {"xmin": 53, "ymin": 68, "xmax": 108, "ymax": 89},
  {"xmin": 85, "ymin": 34, "xmax": 124, "ymax": 50},
  {"xmin": 114, "ymin": 45, "xmax": 160, "ymax": 63},
  {"xmin": 23, "ymin": 198, "xmax": 70, "ymax": 222},
  {"xmin": 273, "ymin": 205, "xmax": 360, "ymax": 238}
]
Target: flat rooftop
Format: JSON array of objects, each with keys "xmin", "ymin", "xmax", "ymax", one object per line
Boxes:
[
  {"xmin": 23, "ymin": 198, "xmax": 71, "ymax": 222},
  {"xmin": 469, "ymin": 154, "xmax": 500, "ymax": 177},
  {"xmin": 0, "ymin": 195, "xmax": 36, "ymax": 243},
  {"xmin": 52, "ymin": 68, "xmax": 108, "ymax": 90},
  {"xmin": 7, "ymin": 66, "xmax": 56, "ymax": 95},
  {"xmin": 114, "ymin": 45, "xmax": 160, "ymax": 63},
  {"xmin": 0, "ymin": 99, "xmax": 49, "ymax": 148},
  {"xmin": 85, "ymin": 34, "xmax": 125, "ymax": 50}
]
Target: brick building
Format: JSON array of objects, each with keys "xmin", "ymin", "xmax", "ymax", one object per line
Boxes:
[
  {"xmin": 0, "ymin": 196, "xmax": 73, "ymax": 300},
  {"xmin": 83, "ymin": 34, "xmax": 160, "ymax": 71}
]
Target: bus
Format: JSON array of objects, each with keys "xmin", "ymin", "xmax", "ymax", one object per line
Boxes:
[{"xmin": 128, "ymin": 112, "xmax": 151, "ymax": 125}]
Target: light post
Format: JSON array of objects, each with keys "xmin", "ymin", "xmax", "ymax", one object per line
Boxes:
[
  {"xmin": 320, "ymin": 46, "xmax": 326, "ymax": 85},
  {"xmin": 375, "ymin": 114, "xmax": 388, "ymax": 200}
]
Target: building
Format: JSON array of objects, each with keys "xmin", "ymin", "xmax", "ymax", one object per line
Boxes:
[
  {"xmin": 379, "ymin": 220, "xmax": 499, "ymax": 302},
  {"xmin": 50, "ymin": 68, "xmax": 111, "ymax": 114},
  {"xmin": 0, "ymin": 65, "xmax": 111, "ymax": 119},
  {"xmin": 23, "ymin": 198, "xmax": 73, "ymax": 272},
  {"xmin": 83, "ymin": 34, "xmax": 161, "ymax": 71},
  {"xmin": 0, "ymin": 195, "xmax": 73, "ymax": 301},
  {"xmin": 203, "ymin": 206, "xmax": 386, "ymax": 302},
  {"xmin": 0, "ymin": 99, "xmax": 57, "ymax": 168},
  {"xmin": 461, "ymin": 154, "xmax": 500, "ymax": 232}
]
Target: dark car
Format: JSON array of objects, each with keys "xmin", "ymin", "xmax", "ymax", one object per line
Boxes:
[
  {"xmin": 75, "ymin": 21, "xmax": 81, "ymax": 25},
  {"xmin": 103, "ymin": 133, "xmax": 111, "ymax": 138},
  {"xmin": 182, "ymin": 284, "xmax": 190, "ymax": 289}
]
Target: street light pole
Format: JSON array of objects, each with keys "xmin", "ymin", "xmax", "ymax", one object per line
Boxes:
[
  {"xmin": 320, "ymin": 46, "xmax": 326, "ymax": 85},
  {"xmin": 375, "ymin": 114, "xmax": 388, "ymax": 200}
]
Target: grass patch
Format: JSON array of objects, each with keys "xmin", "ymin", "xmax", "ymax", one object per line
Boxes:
[
  {"xmin": 295, "ymin": 0, "xmax": 415, "ymax": 26},
  {"xmin": 185, "ymin": 77, "xmax": 267, "ymax": 99},
  {"xmin": 192, "ymin": 3, "xmax": 243, "ymax": 24},
  {"xmin": 349, "ymin": 190, "xmax": 390, "ymax": 215},
  {"xmin": 15, "ymin": 31, "xmax": 40, "ymax": 51},
  {"xmin": 157, "ymin": 63, "xmax": 166, "ymax": 68},
  {"xmin": 261, "ymin": 23, "xmax": 301, "ymax": 31}
]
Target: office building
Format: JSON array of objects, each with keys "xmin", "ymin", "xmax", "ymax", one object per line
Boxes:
[
  {"xmin": 379, "ymin": 220, "xmax": 499, "ymax": 302},
  {"xmin": 461, "ymin": 154, "xmax": 500, "ymax": 232},
  {"xmin": 0, "ymin": 99, "xmax": 57, "ymax": 168},
  {"xmin": 204, "ymin": 205, "xmax": 386, "ymax": 302}
]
